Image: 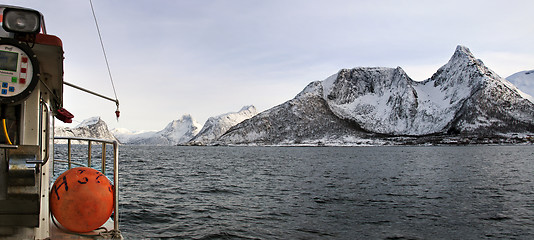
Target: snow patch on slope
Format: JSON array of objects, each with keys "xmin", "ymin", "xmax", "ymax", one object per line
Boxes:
[
  {"xmin": 112, "ymin": 128, "xmax": 155, "ymax": 143},
  {"xmin": 189, "ymin": 105, "xmax": 257, "ymax": 145}
]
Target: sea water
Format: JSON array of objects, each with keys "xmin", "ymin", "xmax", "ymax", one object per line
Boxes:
[{"xmin": 54, "ymin": 145, "xmax": 534, "ymax": 239}]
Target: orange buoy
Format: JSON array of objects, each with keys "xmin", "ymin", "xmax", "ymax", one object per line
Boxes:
[{"xmin": 50, "ymin": 167, "xmax": 114, "ymax": 233}]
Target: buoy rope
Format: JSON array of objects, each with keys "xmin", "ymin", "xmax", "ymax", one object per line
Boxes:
[
  {"xmin": 52, "ymin": 216, "xmax": 120, "ymax": 239},
  {"xmin": 89, "ymin": 0, "xmax": 120, "ymax": 112},
  {"xmin": 99, "ymin": 229, "xmax": 122, "ymax": 239},
  {"xmin": 1, "ymin": 106, "xmax": 12, "ymax": 145}
]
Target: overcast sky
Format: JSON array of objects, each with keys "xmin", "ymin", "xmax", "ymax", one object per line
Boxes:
[{"xmin": 4, "ymin": 0, "xmax": 534, "ymax": 131}]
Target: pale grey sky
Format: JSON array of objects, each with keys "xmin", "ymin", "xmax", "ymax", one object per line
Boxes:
[{"xmin": 4, "ymin": 0, "xmax": 534, "ymax": 131}]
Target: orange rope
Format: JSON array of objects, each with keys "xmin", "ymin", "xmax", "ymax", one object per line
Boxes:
[{"xmin": 2, "ymin": 119, "xmax": 12, "ymax": 145}]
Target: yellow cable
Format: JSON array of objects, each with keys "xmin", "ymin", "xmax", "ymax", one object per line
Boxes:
[{"xmin": 2, "ymin": 119, "xmax": 12, "ymax": 145}]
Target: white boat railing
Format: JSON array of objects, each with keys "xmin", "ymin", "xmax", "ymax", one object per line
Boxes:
[{"xmin": 53, "ymin": 136, "xmax": 120, "ymax": 232}]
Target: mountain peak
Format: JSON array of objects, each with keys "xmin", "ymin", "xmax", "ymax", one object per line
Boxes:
[
  {"xmin": 454, "ymin": 45, "xmax": 473, "ymax": 56},
  {"xmin": 165, "ymin": 114, "xmax": 200, "ymax": 131},
  {"xmin": 75, "ymin": 116, "xmax": 102, "ymax": 128},
  {"xmin": 240, "ymin": 105, "xmax": 256, "ymax": 112},
  {"xmin": 429, "ymin": 45, "xmax": 495, "ymax": 89},
  {"xmin": 179, "ymin": 114, "xmax": 194, "ymax": 122},
  {"xmin": 446, "ymin": 45, "xmax": 484, "ymax": 68}
]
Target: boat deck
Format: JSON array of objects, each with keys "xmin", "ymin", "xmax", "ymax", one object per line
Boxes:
[{"xmin": 50, "ymin": 217, "xmax": 122, "ymax": 239}]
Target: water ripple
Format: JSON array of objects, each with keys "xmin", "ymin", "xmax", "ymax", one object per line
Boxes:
[{"xmin": 52, "ymin": 145, "xmax": 534, "ymax": 239}]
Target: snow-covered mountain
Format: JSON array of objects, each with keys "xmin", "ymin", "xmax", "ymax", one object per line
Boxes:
[
  {"xmin": 113, "ymin": 114, "xmax": 202, "ymax": 145},
  {"xmin": 507, "ymin": 70, "xmax": 534, "ymax": 103},
  {"xmin": 55, "ymin": 117, "xmax": 117, "ymax": 142},
  {"xmin": 218, "ymin": 46, "xmax": 534, "ymax": 145},
  {"xmin": 216, "ymin": 83, "xmax": 379, "ymax": 145},
  {"xmin": 188, "ymin": 105, "xmax": 257, "ymax": 145}
]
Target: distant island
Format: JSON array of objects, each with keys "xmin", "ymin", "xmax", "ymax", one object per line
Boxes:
[{"xmin": 56, "ymin": 46, "xmax": 534, "ymax": 146}]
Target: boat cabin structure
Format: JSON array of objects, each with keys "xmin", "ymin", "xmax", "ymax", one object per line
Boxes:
[{"xmin": 0, "ymin": 5, "xmax": 121, "ymax": 239}]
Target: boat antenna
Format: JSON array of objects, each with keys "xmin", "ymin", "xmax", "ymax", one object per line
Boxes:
[{"xmin": 89, "ymin": 0, "xmax": 120, "ymax": 120}]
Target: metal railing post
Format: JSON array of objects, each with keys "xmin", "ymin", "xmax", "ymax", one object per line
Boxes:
[
  {"xmin": 67, "ymin": 139, "xmax": 72, "ymax": 169},
  {"xmin": 88, "ymin": 140, "xmax": 92, "ymax": 167},
  {"xmin": 113, "ymin": 141, "xmax": 119, "ymax": 231},
  {"xmin": 101, "ymin": 143, "xmax": 106, "ymax": 174}
]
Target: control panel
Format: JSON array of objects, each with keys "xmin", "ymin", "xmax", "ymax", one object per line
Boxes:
[{"xmin": 0, "ymin": 38, "xmax": 39, "ymax": 104}]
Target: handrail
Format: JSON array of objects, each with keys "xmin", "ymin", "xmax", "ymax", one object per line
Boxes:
[
  {"xmin": 53, "ymin": 136, "xmax": 120, "ymax": 232},
  {"xmin": 53, "ymin": 159, "xmax": 85, "ymax": 167},
  {"xmin": 39, "ymin": 99, "xmax": 51, "ymax": 165},
  {"xmin": 54, "ymin": 136, "xmax": 117, "ymax": 144}
]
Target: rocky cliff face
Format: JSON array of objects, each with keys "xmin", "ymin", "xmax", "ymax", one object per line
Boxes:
[
  {"xmin": 218, "ymin": 46, "xmax": 534, "ymax": 145},
  {"xmin": 323, "ymin": 66, "xmax": 425, "ymax": 135}
]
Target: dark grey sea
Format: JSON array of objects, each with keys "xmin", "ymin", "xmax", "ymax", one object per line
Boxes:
[{"xmin": 54, "ymin": 145, "xmax": 534, "ymax": 239}]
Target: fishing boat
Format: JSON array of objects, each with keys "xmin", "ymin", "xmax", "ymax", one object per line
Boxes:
[{"xmin": 0, "ymin": 4, "xmax": 122, "ymax": 239}]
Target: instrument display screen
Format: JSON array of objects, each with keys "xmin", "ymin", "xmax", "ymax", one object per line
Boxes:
[
  {"xmin": 0, "ymin": 50, "xmax": 19, "ymax": 72},
  {"xmin": 0, "ymin": 41, "xmax": 38, "ymax": 103}
]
